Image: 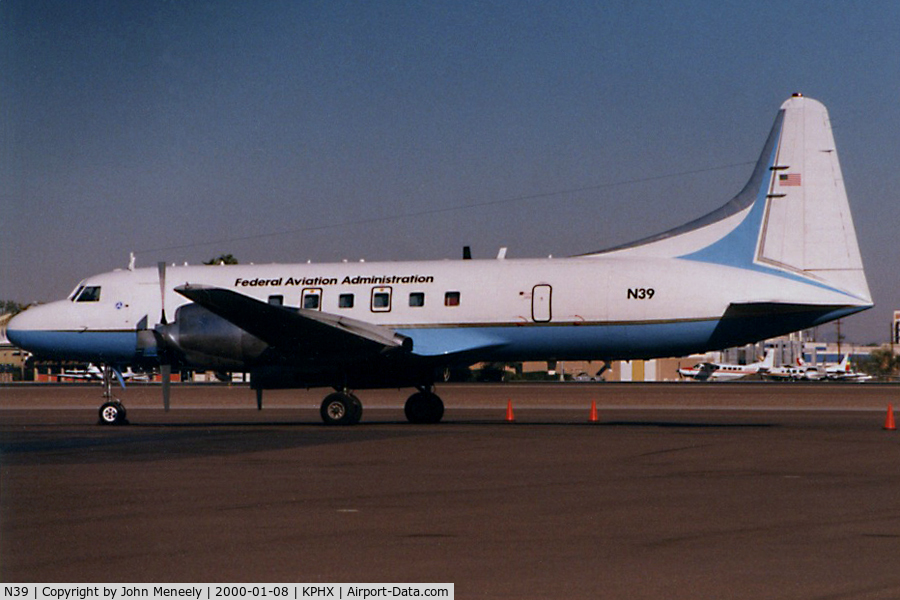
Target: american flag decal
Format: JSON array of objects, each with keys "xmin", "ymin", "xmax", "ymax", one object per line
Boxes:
[{"xmin": 779, "ymin": 173, "xmax": 802, "ymax": 186}]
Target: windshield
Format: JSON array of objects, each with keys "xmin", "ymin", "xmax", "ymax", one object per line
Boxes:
[{"xmin": 75, "ymin": 286, "xmax": 101, "ymax": 302}]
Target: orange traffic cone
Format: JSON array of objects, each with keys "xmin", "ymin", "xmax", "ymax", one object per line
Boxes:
[
  {"xmin": 589, "ymin": 400, "xmax": 599, "ymax": 423},
  {"xmin": 506, "ymin": 399, "xmax": 515, "ymax": 422},
  {"xmin": 884, "ymin": 404, "xmax": 896, "ymax": 431}
]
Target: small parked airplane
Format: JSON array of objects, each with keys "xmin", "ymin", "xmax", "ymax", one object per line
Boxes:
[
  {"xmin": 54, "ymin": 363, "xmax": 150, "ymax": 383},
  {"xmin": 766, "ymin": 354, "xmax": 873, "ymax": 381},
  {"xmin": 821, "ymin": 355, "xmax": 873, "ymax": 381},
  {"xmin": 678, "ymin": 350, "xmax": 775, "ymax": 381},
  {"xmin": 764, "ymin": 358, "xmax": 823, "ymax": 381},
  {"xmin": 7, "ymin": 94, "xmax": 873, "ymax": 424},
  {"xmin": 54, "ymin": 363, "xmax": 107, "ymax": 381}
]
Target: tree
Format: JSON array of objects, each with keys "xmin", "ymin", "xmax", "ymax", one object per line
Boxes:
[
  {"xmin": 860, "ymin": 346, "xmax": 900, "ymax": 381},
  {"xmin": 203, "ymin": 254, "xmax": 238, "ymax": 265},
  {"xmin": 0, "ymin": 300, "xmax": 27, "ymax": 316}
]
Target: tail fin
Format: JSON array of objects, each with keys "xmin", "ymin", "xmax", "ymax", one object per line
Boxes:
[
  {"xmin": 837, "ymin": 354, "xmax": 850, "ymax": 372},
  {"xmin": 756, "ymin": 95, "xmax": 869, "ymax": 301},
  {"xmin": 759, "ymin": 349, "xmax": 775, "ymax": 370},
  {"xmin": 589, "ymin": 95, "xmax": 871, "ymax": 303}
]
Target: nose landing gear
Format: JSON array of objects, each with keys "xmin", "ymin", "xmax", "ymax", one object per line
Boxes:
[{"xmin": 98, "ymin": 365, "xmax": 128, "ymax": 425}]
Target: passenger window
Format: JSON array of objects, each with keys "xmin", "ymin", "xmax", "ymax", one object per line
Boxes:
[
  {"xmin": 409, "ymin": 292, "xmax": 425, "ymax": 307},
  {"xmin": 76, "ymin": 286, "xmax": 101, "ymax": 302},
  {"xmin": 268, "ymin": 295, "xmax": 284, "ymax": 306},
  {"xmin": 302, "ymin": 288, "xmax": 322, "ymax": 310},
  {"xmin": 339, "ymin": 294, "xmax": 354, "ymax": 308},
  {"xmin": 371, "ymin": 287, "xmax": 392, "ymax": 312},
  {"xmin": 444, "ymin": 291, "xmax": 460, "ymax": 307}
]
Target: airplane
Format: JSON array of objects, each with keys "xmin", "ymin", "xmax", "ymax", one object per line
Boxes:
[
  {"xmin": 6, "ymin": 94, "xmax": 873, "ymax": 425},
  {"xmin": 54, "ymin": 363, "xmax": 150, "ymax": 383},
  {"xmin": 765, "ymin": 354, "xmax": 875, "ymax": 382},
  {"xmin": 763, "ymin": 358, "xmax": 823, "ymax": 381},
  {"xmin": 55, "ymin": 363, "xmax": 106, "ymax": 381},
  {"xmin": 821, "ymin": 355, "xmax": 873, "ymax": 381},
  {"xmin": 678, "ymin": 350, "xmax": 775, "ymax": 381}
]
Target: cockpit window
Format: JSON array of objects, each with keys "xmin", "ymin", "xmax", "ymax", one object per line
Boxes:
[
  {"xmin": 69, "ymin": 285, "xmax": 85, "ymax": 301},
  {"xmin": 75, "ymin": 286, "xmax": 101, "ymax": 302}
]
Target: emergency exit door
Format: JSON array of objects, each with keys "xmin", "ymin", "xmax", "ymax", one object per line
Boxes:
[{"xmin": 532, "ymin": 284, "xmax": 552, "ymax": 322}]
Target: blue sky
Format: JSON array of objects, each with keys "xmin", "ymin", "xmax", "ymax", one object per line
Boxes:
[{"xmin": 2, "ymin": 1, "xmax": 898, "ymax": 344}]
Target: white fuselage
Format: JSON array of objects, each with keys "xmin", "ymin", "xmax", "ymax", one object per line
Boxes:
[{"xmin": 7, "ymin": 254, "xmax": 868, "ymax": 368}]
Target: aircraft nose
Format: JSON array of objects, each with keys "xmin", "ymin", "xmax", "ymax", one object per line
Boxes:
[{"xmin": 5, "ymin": 308, "xmax": 41, "ymax": 350}]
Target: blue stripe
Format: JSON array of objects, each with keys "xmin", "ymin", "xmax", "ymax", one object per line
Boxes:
[
  {"xmin": 6, "ymin": 330, "xmax": 138, "ymax": 362},
  {"xmin": 402, "ymin": 304, "xmax": 865, "ymax": 360}
]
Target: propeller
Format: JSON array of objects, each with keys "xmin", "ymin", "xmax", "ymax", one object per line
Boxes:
[
  {"xmin": 156, "ymin": 262, "xmax": 171, "ymax": 411},
  {"xmin": 158, "ymin": 261, "xmax": 168, "ymax": 325},
  {"xmin": 113, "ymin": 366, "xmax": 126, "ymax": 389}
]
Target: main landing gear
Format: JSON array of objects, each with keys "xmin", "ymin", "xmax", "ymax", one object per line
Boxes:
[
  {"xmin": 98, "ymin": 365, "xmax": 128, "ymax": 426},
  {"xmin": 404, "ymin": 387, "xmax": 444, "ymax": 424},
  {"xmin": 317, "ymin": 386, "xmax": 445, "ymax": 425},
  {"xmin": 320, "ymin": 391, "xmax": 364, "ymax": 426}
]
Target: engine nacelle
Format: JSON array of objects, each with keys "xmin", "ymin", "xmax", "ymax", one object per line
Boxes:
[{"xmin": 161, "ymin": 303, "xmax": 269, "ymax": 370}]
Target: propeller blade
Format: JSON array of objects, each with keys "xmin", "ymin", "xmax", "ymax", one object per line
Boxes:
[
  {"xmin": 113, "ymin": 367, "xmax": 126, "ymax": 389},
  {"xmin": 157, "ymin": 261, "xmax": 168, "ymax": 325},
  {"xmin": 161, "ymin": 363, "xmax": 171, "ymax": 411}
]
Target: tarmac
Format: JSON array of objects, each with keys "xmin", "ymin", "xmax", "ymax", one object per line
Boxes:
[{"xmin": 2, "ymin": 382, "xmax": 900, "ymax": 598}]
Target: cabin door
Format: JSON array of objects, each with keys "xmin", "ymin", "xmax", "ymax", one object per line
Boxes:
[{"xmin": 532, "ymin": 284, "xmax": 552, "ymax": 322}]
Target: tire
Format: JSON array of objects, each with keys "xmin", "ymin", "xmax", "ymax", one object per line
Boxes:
[
  {"xmin": 99, "ymin": 401, "xmax": 126, "ymax": 425},
  {"xmin": 320, "ymin": 392, "xmax": 358, "ymax": 426},
  {"xmin": 349, "ymin": 394, "xmax": 363, "ymax": 424},
  {"xmin": 404, "ymin": 392, "xmax": 444, "ymax": 424}
]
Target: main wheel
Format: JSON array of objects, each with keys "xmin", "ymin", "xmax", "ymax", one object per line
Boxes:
[
  {"xmin": 99, "ymin": 401, "xmax": 127, "ymax": 425},
  {"xmin": 320, "ymin": 392, "xmax": 361, "ymax": 426},
  {"xmin": 349, "ymin": 394, "xmax": 363, "ymax": 423},
  {"xmin": 404, "ymin": 391, "xmax": 444, "ymax": 424}
]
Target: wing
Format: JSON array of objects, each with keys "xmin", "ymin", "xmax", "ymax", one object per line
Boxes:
[
  {"xmin": 175, "ymin": 284, "xmax": 412, "ymax": 359},
  {"xmin": 693, "ymin": 363, "xmax": 718, "ymax": 381}
]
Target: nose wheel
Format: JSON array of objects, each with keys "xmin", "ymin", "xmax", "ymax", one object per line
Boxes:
[
  {"xmin": 99, "ymin": 401, "xmax": 128, "ymax": 425},
  {"xmin": 97, "ymin": 364, "xmax": 129, "ymax": 425}
]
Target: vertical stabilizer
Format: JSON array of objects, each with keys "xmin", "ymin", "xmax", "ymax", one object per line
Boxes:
[
  {"xmin": 756, "ymin": 95, "xmax": 870, "ymax": 301},
  {"xmin": 588, "ymin": 95, "xmax": 871, "ymax": 304},
  {"xmin": 759, "ymin": 349, "xmax": 775, "ymax": 370}
]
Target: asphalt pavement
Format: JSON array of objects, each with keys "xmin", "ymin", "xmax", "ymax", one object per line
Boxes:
[{"xmin": 2, "ymin": 383, "xmax": 900, "ymax": 599}]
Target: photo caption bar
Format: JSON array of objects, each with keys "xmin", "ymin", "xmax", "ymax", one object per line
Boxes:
[{"xmin": 1, "ymin": 585, "xmax": 453, "ymax": 600}]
